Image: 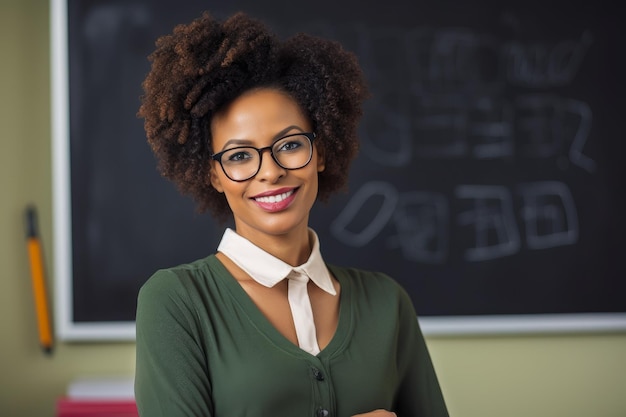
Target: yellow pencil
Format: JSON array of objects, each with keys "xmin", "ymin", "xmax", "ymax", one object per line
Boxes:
[{"xmin": 25, "ymin": 206, "xmax": 54, "ymax": 354}]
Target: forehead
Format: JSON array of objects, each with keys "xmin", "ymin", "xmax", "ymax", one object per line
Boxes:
[{"xmin": 210, "ymin": 88, "xmax": 310, "ymax": 144}]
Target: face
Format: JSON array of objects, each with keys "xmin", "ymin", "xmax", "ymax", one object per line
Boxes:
[{"xmin": 209, "ymin": 88, "xmax": 325, "ymax": 244}]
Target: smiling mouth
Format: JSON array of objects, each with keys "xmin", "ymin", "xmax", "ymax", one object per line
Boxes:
[{"xmin": 253, "ymin": 189, "xmax": 295, "ymax": 204}]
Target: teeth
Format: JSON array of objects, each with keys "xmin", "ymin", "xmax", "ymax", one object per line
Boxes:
[{"xmin": 255, "ymin": 190, "xmax": 294, "ymax": 204}]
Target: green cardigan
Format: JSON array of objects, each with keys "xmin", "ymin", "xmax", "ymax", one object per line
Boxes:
[{"xmin": 135, "ymin": 255, "xmax": 448, "ymax": 417}]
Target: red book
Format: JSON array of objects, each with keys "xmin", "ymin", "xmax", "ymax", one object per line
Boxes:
[{"xmin": 56, "ymin": 397, "xmax": 138, "ymax": 417}]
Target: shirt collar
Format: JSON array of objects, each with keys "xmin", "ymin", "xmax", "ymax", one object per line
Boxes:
[{"xmin": 217, "ymin": 228, "xmax": 337, "ymax": 296}]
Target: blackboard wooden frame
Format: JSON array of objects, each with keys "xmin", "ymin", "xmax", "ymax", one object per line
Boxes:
[{"xmin": 51, "ymin": 0, "xmax": 626, "ymax": 341}]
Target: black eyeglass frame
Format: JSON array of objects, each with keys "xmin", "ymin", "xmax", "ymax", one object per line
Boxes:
[{"xmin": 210, "ymin": 132, "xmax": 317, "ymax": 182}]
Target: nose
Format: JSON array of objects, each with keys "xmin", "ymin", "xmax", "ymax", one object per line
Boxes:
[{"xmin": 256, "ymin": 147, "xmax": 285, "ymax": 182}]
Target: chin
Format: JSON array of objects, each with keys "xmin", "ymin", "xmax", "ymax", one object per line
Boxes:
[{"xmin": 239, "ymin": 212, "xmax": 310, "ymax": 237}]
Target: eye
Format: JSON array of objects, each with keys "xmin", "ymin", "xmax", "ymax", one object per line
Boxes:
[
  {"xmin": 275, "ymin": 135, "xmax": 307, "ymax": 153},
  {"xmin": 223, "ymin": 148, "xmax": 255, "ymax": 164},
  {"xmin": 279, "ymin": 141, "xmax": 301, "ymax": 151}
]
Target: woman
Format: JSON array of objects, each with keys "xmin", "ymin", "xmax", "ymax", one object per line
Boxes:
[{"xmin": 135, "ymin": 11, "xmax": 449, "ymax": 417}]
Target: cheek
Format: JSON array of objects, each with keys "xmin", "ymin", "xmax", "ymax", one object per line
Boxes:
[
  {"xmin": 307, "ymin": 166, "xmax": 321, "ymax": 196},
  {"xmin": 219, "ymin": 181, "xmax": 249, "ymax": 206}
]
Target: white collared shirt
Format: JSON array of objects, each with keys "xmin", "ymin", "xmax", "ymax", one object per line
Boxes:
[
  {"xmin": 217, "ymin": 228, "xmax": 336, "ymax": 296},
  {"xmin": 216, "ymin": 228, "xmax": 336, "ymax": 355}
]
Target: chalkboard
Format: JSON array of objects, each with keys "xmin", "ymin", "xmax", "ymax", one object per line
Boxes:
[{"xmin": 51, "ymin": 0, "xmax": 626, "ymax": 340}]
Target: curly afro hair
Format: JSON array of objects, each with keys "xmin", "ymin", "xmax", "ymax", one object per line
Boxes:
[{"xmin": 139, "ymin": 11, "xmax": 369, "ymax": 221}]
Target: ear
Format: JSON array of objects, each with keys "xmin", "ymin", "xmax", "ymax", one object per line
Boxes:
[
  {"xmin": 315, "ymin": 146, "xmax": 325, "ymax": 173},
  {"xmin": 209, "ymin": 164, "xmax": 224, "ymax": 193}
]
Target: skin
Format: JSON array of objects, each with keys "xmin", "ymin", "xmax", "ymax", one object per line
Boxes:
[
  {"xmin": 209, "ymin": 88, "xmax": 395, "ymax": 417},
  {"xmin": 209, "ymin": 87, "xmax": 325, "ymax": 263}
]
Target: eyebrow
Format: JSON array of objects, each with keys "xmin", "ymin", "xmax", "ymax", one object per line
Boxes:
[{"xmin": 220, "ymin": 125, "xmax": 305, "ymax": 150}]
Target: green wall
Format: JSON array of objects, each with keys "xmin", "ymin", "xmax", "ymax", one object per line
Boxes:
[{"xmin": 1, "ymin": 1, "xmax": 625, "ymax": 416}]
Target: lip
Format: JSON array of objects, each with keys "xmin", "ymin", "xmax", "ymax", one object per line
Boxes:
[
  {"xmin": 250, "ymin": 187, "xmax": 299, "ymax": 212},
  {"xmin": 250, "ymin": 187, "xmax": 297, "ymax": 199}
]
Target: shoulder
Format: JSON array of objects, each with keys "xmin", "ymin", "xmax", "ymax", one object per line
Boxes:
[
  {"xmin": 135, "ymin": 254, "xmax": 228, "ymax": 335},
  {"xmin": 328, "ymin": 263, "xmax": 401, "ymax": 289},
  {"xmin": 137, "ymin": 255, "xmax": 220, "ymax": 305},
  {"xmin": 328, "ymin": 263, "xmax": 413, "ymax": 308}
]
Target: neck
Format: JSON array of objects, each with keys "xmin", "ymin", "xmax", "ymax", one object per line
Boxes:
[{"xmin": 233, "ymin": 224, "xmax": 312, "ymax": 266}]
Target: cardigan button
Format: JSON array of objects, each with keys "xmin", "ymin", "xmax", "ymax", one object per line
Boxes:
[
  {"xmin": 312, "ymin": 367, "xmax": 325, "ymax": 381},
  {"xmin": 317, "ymin": 409, "xmax": 329, "ymax": 417}
]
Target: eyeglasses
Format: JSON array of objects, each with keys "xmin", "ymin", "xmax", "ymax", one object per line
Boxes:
[{"xmin": 210, "ymin": 132, "xmax": 316, "ymax": 182}]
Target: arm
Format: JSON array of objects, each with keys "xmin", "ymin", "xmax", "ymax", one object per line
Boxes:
[
  {"xmin": 134, "ymin": 270, "xmax": 213, "ymax": 417},
  {"xmin": 394, "ymin": 288, "xmax": 449, "ymax": 417}
]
